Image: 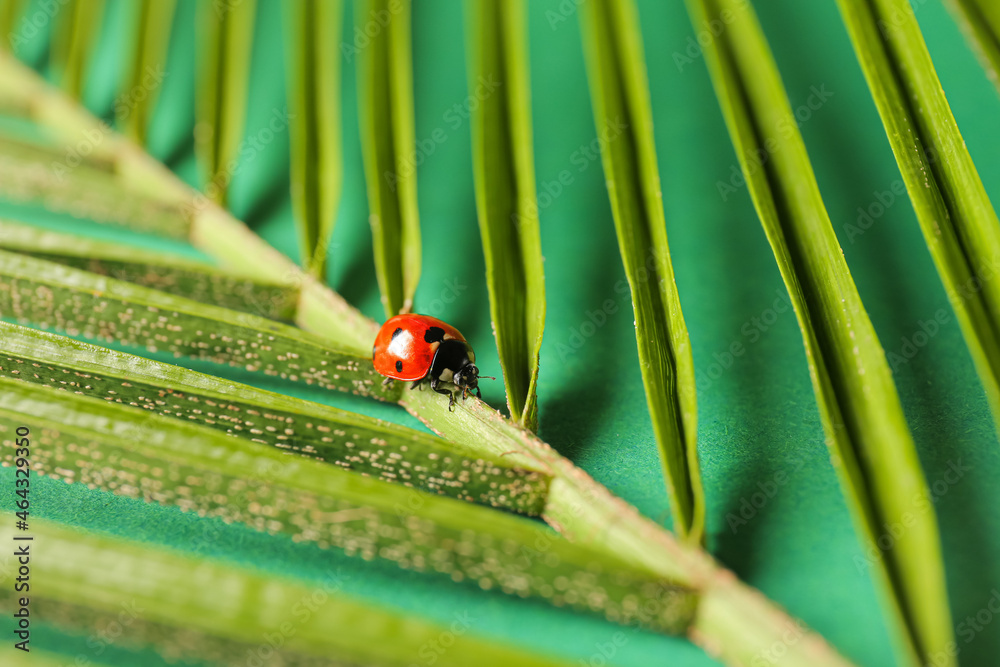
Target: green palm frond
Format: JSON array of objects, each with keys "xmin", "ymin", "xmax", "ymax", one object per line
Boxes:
[
  {"xmin": 465, "ymin": 0, "xmax": 546, "ymax": 431},
  {"xmin": 946, "ymin": 0, "xmax": 1000, "ymax": 94},
  {"xmin": 2, "ymin": 520, "xmax": 579, "ymax": 666},
  {"xmin": 195, "ymin": 0, "xmax": 257, "ymax": 205},
  {"xmin": 579, "ymin": 0, "xmax": 704, "ymax": 543},
  {"xmin": 283, "ymin": 0, "xmax": 343, "ymax": 278},
  {"xmin": 686, "ymin": 0, "xmax": 953, "ymax": 664},
  {"xmin": 0, "ymin": 43, "xmax": 862, "ymax": 667},
  {"xmin": 356, "ymin": 0, "xmax": 421, "ymax": 317}
]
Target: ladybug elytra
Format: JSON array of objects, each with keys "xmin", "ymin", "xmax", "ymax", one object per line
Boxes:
[{"xmin": 372, "ymin": 314, "xmax": 493, "ymax": 409}]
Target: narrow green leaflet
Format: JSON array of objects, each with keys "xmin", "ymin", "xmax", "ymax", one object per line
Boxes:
[
  {"xmin": 402, "ymin": 383, "xmax": 856, "ymax": 667},
  {"xmin": 0, "ymin": 320, "xmax": 549, "ymax": 513},
  {"xmin": 0, "ymin": 249, "xmax": 395, "ymax": 400},
  {"xmin": 946, "ymin": 0, "xmax": 1000, "ymax": 94},
  {"xmin": 686, "ymin": 0, "xmax": 953, "ymax": 664},
  {"xmin": 49, "ymin": 0, "xmax": 107, "ymax": 100},
  {"xmin": 119, "ymin": 0, "xmax": 178, "ymax": 144},
  {"xmin": 579, "ymin": 0, "xmax": 703, "ymax": 543},
  {"xmin": 0, "ymin": 521, "xmax": 576, "ymax": 667},
  {"xmin": 465, "ymin": 0, "xmax": 546, "ymax": 432},
  {"xmin": 195, "ymin": 0, "xmax": 257, "ymax": 205},
  {"xmin": 283, "ymin": 0, "xmax": 343, "ymax": 278},
  {"xmin": 6, "ymin": 49, "xmax": 857, "ymax": 666},
  {"xmin": 0, "ymin": 0, "xmax": 29, "ymax": 53},
  {"xmin": 0, "ymin": 220, "xmax": 299, "ymax": 320},
  {"xmin": 837, "ymin": 0, "xmax": 1000, "ymax": 439},
  {"xmin": 0, "ymin": 382, "xmax": 696, "ymax": 633},
  {"xmin": 0, "ymin": 137, "xmax": 191, "ymax": 238},
  {"xmin": 0, "ymin": 50, "xmax": 379, "ymax": 354},
  {"xmin": 356, "ymin": 0, "xmax": 421, "ymax": 317}
]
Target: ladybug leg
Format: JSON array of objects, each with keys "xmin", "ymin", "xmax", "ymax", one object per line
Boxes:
[
  {"xmin": 410, "ymin": 379, "xmax": 423, "ymax": 391},
  {"xmin": 381, "ymin": 376, "xmax": 395, "ymax": 388},
  {"xmin": 430, "ymin": 378, "xmax": 456, "ymax": 410}
]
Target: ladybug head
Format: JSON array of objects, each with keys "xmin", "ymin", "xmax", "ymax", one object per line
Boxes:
[{"xmin": 453, "ymin": 362, "xmax": 481, "ymax": 395}]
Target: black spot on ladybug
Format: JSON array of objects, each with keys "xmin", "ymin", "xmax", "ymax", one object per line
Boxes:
[
  {"xmin": 424, "ymin": 327, "xmax": 445, "ymax": 343},
  {"xmin": 395, "ymin": 360, "xmax": 403, "ymax": 372},
  {"xmin": 391, "ymin": 327, "xmax": 404, "ymax": 340}
]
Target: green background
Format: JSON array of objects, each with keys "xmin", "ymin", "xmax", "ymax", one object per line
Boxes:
[{"xmin": 2, "ymin": 0, "xmax": 1000, "ymax": 665}]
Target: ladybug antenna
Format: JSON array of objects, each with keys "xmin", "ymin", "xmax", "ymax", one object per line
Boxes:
[{"xmin": 479, "ymin": 374, "xmax": 496, "ymax": 381}]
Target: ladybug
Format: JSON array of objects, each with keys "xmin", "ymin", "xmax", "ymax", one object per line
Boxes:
[{"xmin": 372, "ymin": 314, "xmax": 492, "ymax": 409}]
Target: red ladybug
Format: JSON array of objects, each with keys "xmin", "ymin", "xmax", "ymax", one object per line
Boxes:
[{"xmin": 372, "ymin": 314, "xmax": 492, "ymax": 409}]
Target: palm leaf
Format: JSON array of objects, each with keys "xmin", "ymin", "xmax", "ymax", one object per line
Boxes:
[
  {"xmin": 49, "ymin": 0, "xmax": 107, "ymax": 100},
  {"xmin": 283, "ymin": 0, "xmax": 343, "ymax": 278},
  {"xmin": 0, "ymin": 219, "xmax": 299, "ymax": 319},
  {"xmin": 0, "ymin": 315, "xmax": 548, "ymax": 509},
  {"xmin": 465, "ymin": 0, "xmax": 546, "ymax": 432},
  {"xmin": 356, "ymin": 0, "xmax": 421, "ymax": 317},
  {"xmin": 685, "ymin": 0, "xmax": 953, "ymax": 664},
  {"xmin": 0, "ymin": 520, "xmax": 577, "ymax": 666},
  {"xmin": 0, "ymin": 0, "xmax": 29, "ymax": 53},
  {"xmin": 403, "ymin": 378, "xmax": 856, "ymax": 666},
  {"xmin": 0, "ymin": 47, "xmax": 858, "ymax": 666},
  {"xmin": 836, "ymin": 0, "xmax": 1000, "ymax": 441},
  {"xmin": 0, "ymin": 249, "xmax": 396, "ymax": 400},
  {"xmin": 118, "ymin": 0, "xmax": 177, "ymax": 143},
  {"xmin": 946, "ymin": 0, "xmax": 1000, "ymax": 94},
  {"xmin": 195, "ymin": 0, "xmax": 257, "ymax": 205},
  {"xmin": 0, "ymin": 320, "xmax": 550, "ymax": 512},
  {"xmin": 0, "ymin": 379, "xmax": 695, "ymax": 633},
  {"xmin": 579, "ymin": 0, "xmax": 704, "ymax": 543}
]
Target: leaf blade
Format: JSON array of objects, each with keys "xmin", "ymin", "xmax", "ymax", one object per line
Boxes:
[
  {"xmin": 686, "ymin": 0, "xmax": 954, "ymax": 663},
  {"xmin": 119, "ymin": 0, "xmax": 177, "ymax": 144},
  {"xmin": 837, "ymin": 0, "xmax": 1000, "ymax": 438},
  {"xmin": 0, "ymin": 520, "xmax": 577, "ymax": 667},
  {"xmin": 49, "ymin": 0, "xmax": 107, "ymax": 100},
  {"xmin": 356, "ymin": 0, "xmax": 421, "ymax": 317},
  {"xmin": 0, "ymin": 379, "xmax": 696, "ymax": 634},
  {"xmin": 0, "ymin": 219, "xmax": 299, "ymax": 320},
  {"xmin": 0, "ymin": 319, "xmax": 550, "ymax": 513},
  {"xmin": 465, "ymin": 0, "xmax": 546, "ymax": 431},
  {"xmin": 945, "ymin": 0, "xmax": 1000, "ymax": 95},
  {"xmin": 579, "ymin": 0, "xmax": 704, "ymax": 543},
  {"xmin": 282, "ymin": 0, "xmax": 343, "ymax": 278},
  {"xmin": 0, "ymin": 248, "xmax": 395, "ymax": 400},
  {"xmin": 195, "ymin": 0, "xmax": 257, "ymax": 206}
]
